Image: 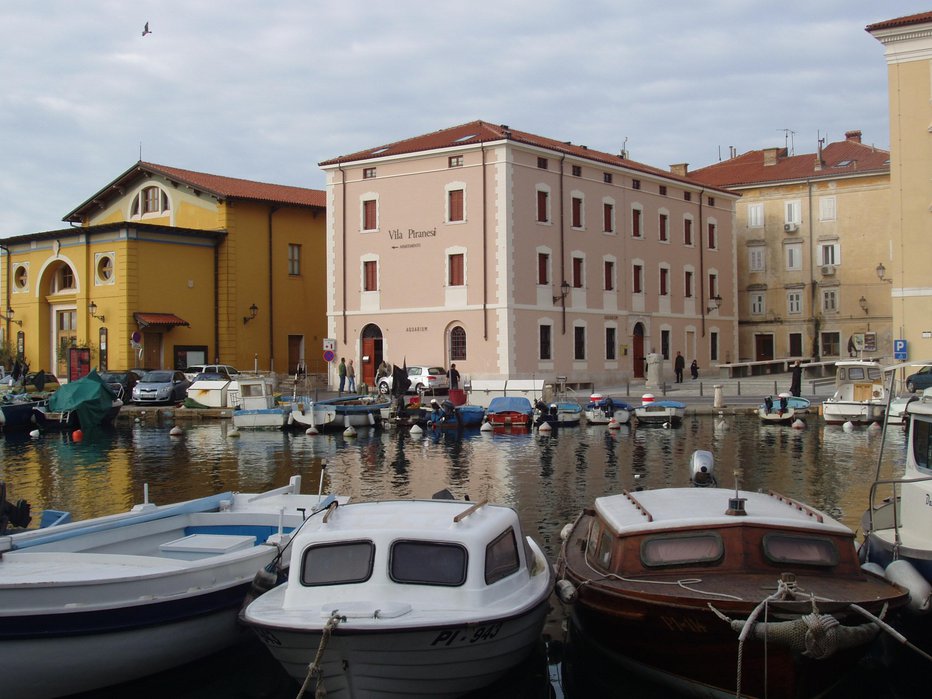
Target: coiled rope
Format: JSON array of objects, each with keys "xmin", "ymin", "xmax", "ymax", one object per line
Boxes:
[{"xmin": 296, "ymin": 610, "xmax": 345, "ymax": 699}]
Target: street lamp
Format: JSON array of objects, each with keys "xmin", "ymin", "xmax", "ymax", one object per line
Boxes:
[
  {"xmin": 3, "ymin": 307, "xmax": 22, "ymax": 327},
  {"xmin": 243, "ymin": 303, "xmax": 259, "ymax": 324},
  {"xmin": 876, "ymin": 262, "xmax": 892, "ymax": 283},
  {"xmin": 707, "ymin": 294, "xmax": 723, "ymax": 313},
  {"xmin": 552, "ymin": 281, "xmax": 571, "ymax": 304},
  {"xmin": 858, "ymin": 296, "xmax": 869, "ymax": 314},
  {"xmin": 88, "ymin": 300, "xmax": 105, "ymax": 323}
]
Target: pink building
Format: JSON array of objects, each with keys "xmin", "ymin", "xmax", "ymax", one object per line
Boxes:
[{"xmin": 320, "ymin": 121, "xmax": 738, "ymax": 389}]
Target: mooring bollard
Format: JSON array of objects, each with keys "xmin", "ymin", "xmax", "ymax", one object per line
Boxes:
[{"xmin": 713, "ymin": 384, "xmax": 725, "ymax": 408}]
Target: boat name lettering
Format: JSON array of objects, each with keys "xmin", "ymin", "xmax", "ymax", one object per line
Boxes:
[
  {"xmin": 659, "ymin": 615, "xmax": 708, "ymax": 633},
  {"xmin": 406, "ymin": 326, "xmax": 428, "ymax": 332},
  {"xmin": 430, "ymin": 622, "xmax": 502, "ymax": 646},
  {"xmin": 253, "ymin": 627, "xmax": 283, "ymax": 647}
]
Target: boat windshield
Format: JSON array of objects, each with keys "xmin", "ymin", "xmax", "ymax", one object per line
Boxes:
[
  {"xmin": 641, "ymin": 533, "xmax": 723, "ymax": 567},
  {"xmin": 301, "ymin": 541, "xmax": 374, "ymax": 586},
  {"xmin": 912, "ymin": 418, "xmax": 932, "ymax": 473},
  {"xmin": 390, "ymin": 540, "xmax": 467, "ymax": 586},
  {"xmin": 761, "ymin": 534, "xmax": 839, "ymax": 567},
  {"xmin": 485, "ymin": 528, "xmax": 520, "ymax": 585}
]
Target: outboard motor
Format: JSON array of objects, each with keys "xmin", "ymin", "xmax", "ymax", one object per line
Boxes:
[{"xmin": 689, "ymin": 450, "xmax": 716, "ymax": 487}]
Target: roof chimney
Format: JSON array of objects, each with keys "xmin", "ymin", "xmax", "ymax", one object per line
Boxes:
[
  {"xmin": 763, "ymin": 148, "xmax": 780, "ymax": 166},
  {"xmin": 845, "ymin": 130, "xmax": 862, "ymax": 143},
  {"xmin": 669, "ymin": 163, "xmax": 689, "ymax": 177}
]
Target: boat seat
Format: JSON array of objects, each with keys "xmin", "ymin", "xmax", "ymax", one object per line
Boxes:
[{"xmin": 159, "ymin": 533, "xmax": 256, "ymax": 560}]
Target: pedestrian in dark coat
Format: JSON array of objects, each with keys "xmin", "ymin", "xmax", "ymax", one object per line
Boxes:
[
  {"xmin": 447, "ymin": 363, "xmax": 460, "ymax": 390},
  {"xmin": 674, "ymin": 352, "xmax": 685, "ymax": 383},
  {"xmin": 790, "ymin": 360, "xmax": 802, "ymax": 397},
  {"xmin": 690, "ymin": 360, "xmax": 699, "ymax": 380}
]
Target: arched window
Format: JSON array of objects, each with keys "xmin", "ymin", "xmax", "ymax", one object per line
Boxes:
[{"xmin": 450, "ymin": 326, "xmax": 466, "ymax": 361}]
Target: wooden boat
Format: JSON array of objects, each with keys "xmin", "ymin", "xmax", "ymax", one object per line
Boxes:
[
  {"xmin": 583, "ymin": 395, "xmax": 632, "ymax": 425},
  {"xmin": 31, "ymin": 370, "xmax": 121, "ymax": 432},
  {"xmin": 231, "ymin": 376, "xmax": 288, "ymax": 429},
  {"xmin": 821, "ymin": 359, "xmax": 887, "ymax": 424},
  {"xmin": 241, "ymin": 497, "xmax": 553, "ymax": 698},
  {"xmin": 556, "ymin": 483, "xmax": 909, "ymax": 699},
  {"xmin": 633, "ymin": 399, "xmax": 685, "ymax": 426},
  {"xmin": 485, "ymin": 396, "xmax": 533, "ymax": 429},
  {"xmin": 0, "ymin": 476, "xmax": 346, "ymax": 699}
]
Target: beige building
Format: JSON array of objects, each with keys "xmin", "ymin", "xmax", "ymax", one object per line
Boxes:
[
  {"xmin": 319, "ymin": 121, "xmax": 738, "ymax": 389},
  {"xmin": 690, "ymin": 132, "xmax": 891, "ymax": 363},
  {"xmin": 868, "ymin": 12, "xmax": 932, "ymax": 363}
]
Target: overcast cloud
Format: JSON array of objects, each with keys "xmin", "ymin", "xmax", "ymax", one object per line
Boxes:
[{"xmin": 0, "ymin": 0, "xmax": 919, "ymax": 234}]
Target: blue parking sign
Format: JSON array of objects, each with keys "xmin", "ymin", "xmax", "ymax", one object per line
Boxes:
[{"xmin": 894, "ymin": 339, "xmax": 908, "ymax": 361}]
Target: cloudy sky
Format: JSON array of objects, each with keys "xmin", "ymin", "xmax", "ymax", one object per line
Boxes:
[{"xmin": 0, "ymin": 0, "xmax": 920, "ymax": 235}]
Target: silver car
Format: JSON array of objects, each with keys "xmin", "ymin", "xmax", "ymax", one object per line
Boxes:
[{"xmin": 132, "ymin": 370, "xmax": 192, "ymax": 404}]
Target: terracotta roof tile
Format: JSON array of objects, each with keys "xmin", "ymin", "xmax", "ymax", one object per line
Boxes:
[
  {"xmin": 866, "ymin": 12, "xmax": 932, "ymax": 32},
  {"xmin": 688, "ymin": 134, "xmax": 889, "ymax": 188}
]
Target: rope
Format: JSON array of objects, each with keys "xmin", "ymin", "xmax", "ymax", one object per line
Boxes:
[{"xmin": 296, "ymin": 610, "xmax": 344, "ymax": 699}]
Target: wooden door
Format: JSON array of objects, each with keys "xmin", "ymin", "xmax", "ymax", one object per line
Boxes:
[
  {"xmin": 144, "ymin": 332, "xmax": 162, "ymax": 369},
  {"xmin": 632, "ymin": 324, "xmax": 645, "ymax": 378}
]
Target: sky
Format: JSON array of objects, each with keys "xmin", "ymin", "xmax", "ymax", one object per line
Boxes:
[{"xmin": 0, "ymin": 0, "xmax": 922, "ymax": 235}]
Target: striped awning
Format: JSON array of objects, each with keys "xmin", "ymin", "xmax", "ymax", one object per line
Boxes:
[{"xmin": 133, "ymin": 312, "xmax": 190, "ymax": 328}]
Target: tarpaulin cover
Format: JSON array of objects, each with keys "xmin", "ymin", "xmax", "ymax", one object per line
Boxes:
[{"xmin": 48, "ymin": 370, "xmax": 118, "ymax": 432}]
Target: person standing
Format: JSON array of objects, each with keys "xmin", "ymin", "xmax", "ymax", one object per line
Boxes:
[
  {"xmin": 447, "ymin": 363, "xmax": 460, "ymax": 390},
  {"xmin": 338, "ymin": 357, "xmax": 346, "ymax": 395},
  {"xmin": 674, "ymin": 351, "xmax": 685, "ymax": 383},
  {"xmin": 347, "ymin": 359, "xmax": 356, "ymax": 393},
  {"xmin": 690, "ymin": 360, "xmax": 699, "ymax": 380},
  {"xmin": 790, "ymin": 360, "xmax": 802, "ymax": 397}
]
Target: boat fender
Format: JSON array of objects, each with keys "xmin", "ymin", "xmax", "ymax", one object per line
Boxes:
[
  {"xmin": 410, "ymin": 424, "xmax": 423, "ymax": 436},
  {"xmin": 480, "ymin": 421, "xmax": 492, "ymax": 432},
  {"xmin": 885, "ymin": 560, "xmax": 932, "ymax": 614},
  {"xmin": 559, "ymin": 522, "xmax": 574, "ymax": 541},
  {"xmin": 860, "ymin": 561, "xmax": 886, "ymax": 578},
  {"xmin": 538, "ymin": 421, "xmax": 552, "ymax": 433},
  {"xmin": 555, "ymin": 579, "xmax": 577, "ymax": 604},
  {"xmin": 729, "ymin": 614, "xmax": 878, "ymax": 657},
  {"xmin": 792, "ymin": 418, "xmax": 806, "ymax": 429},
  {"xmin": 169, "ymin": 425, "xmax": 184, "ymax": 437},
  {"xmin": 242, "ymin": 567, "xmax": 280, "ymax": 609}
]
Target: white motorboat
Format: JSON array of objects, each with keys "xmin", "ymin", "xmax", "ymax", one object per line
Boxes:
[
  {"xmin": 583, "ymin": 394, "xmax": 632, "ymax": 425},
  {"xmin": 0, "ymin": 476, "xmax": 345, "ymax": 699},
  {"xmin": 821, "ymin": 359, "xmax": 887, "ymax": 424},
  {"xmin": 289, "ymin": 395, "xmax": 389, "ymax": 431},
  {"xmin": 633, "ymin": 399, "xmax": 686, "ymax": 426},
  {"xmin": 231, "ymin": 376, "xmax": 288, "ymax": 429},
  {"xmin": 242, "ymin": 497, "xmax": 553, "ymax": 698}
]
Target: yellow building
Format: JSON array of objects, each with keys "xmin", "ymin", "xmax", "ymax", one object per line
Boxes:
[
  {"xmin": 0, "ymin": 162, "xmax": 326, "ymax": 379},
  {"xmin": 691, "ymin": 132, "xmax": 892, "ymax": 363},
  {"xmin": 868, "ymin": 13, "xmax": 932, "ymax": 362}
]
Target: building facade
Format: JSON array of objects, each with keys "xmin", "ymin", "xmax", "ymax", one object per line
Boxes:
[
  {"xmin": 690, "ymin": 132, "xmax": 892, "ymax": 363},
  {"xmin": 320, "ymin": 121, "xmax": 738, "ymax": 388},
  {"xmin": 868, "ymin": 12, "xmax": 932, "ymax": 363},
  {"xmin": 1, "ymin": 162, "xmax": 326, "ymax": 378}
]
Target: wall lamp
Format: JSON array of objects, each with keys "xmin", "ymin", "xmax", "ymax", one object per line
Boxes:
[
  {"xmin": 243, "ymin": 303, "xmax": 259, "ymax": 324},
  {"xmin": 859, "ymin": 296, "xmax": 869, "ymax": 314},
  {"xmin": 4, "ymin": 307, "xmax": 22, "ymax": 327},
  {"xmin": 88, "ymin": 301, "xmax": 105, "ymax": 323},
  {"xmin": 553, "ymin": 280, "xmax": 571, "ymax": 304},
  {"xmin": 876, "ymin": 262, "xmax": 892, "ymax": 284},
  {"xmin": 707, "ymin": 294, "xmax": 723, "ymax": 313}
]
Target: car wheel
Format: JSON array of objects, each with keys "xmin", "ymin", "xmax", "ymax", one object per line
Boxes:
[
  {"xmin": 907, "ymin": 381, "xmax": 916, "ymax": 393},
  {"xmin": 378, "ymin": 381, "xmax": 390, "ymax": 395}
]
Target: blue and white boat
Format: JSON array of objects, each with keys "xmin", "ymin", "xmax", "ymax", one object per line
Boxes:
[
  {"xmin": 0, "ymin": 476, "xmax": 345, "ymax": 699},
  {"xmin": 290, "ymin": 394, "xmax": 390, "ymax": 431},
  {"xmin": 425, "ymin": 400, "xmax": 486, "ymax": 430},
  {"xmin": 584, "ymin": 395, "xmax": 633, "ymax": 425},
  {"xmin": 534, "ymin": 400, "xmax": 582, "ymax": 428},
  {"xmin": 231, "ymin": 376, "xmax": 288, "ymax": 429}
]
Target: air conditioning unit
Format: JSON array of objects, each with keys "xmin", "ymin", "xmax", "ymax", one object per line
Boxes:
[
  {"xmin": 820, "ymin": 264, "xmax": 836, "ymax": 276},
  {"xmin": 784, "ymin": 223, "xmax": 798, "ymax": 233}
]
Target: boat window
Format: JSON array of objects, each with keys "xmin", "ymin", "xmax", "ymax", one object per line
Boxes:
[
  {"xmin": 847, "ymin": 367, "xmax": 866, "ymax": 381},
  {"xmin": 485, "ymin": 527, "xmax": 520, "ymax": 584},
  {"xmin": 390, "ymin": 540, "xmax": 467, "ymax": 586},
  {"xmin": 641, "ymin": 533, "xmax": 723, "ymax": 567},
  {"xmin": 912, "ymin": 419, "xmax": 932, "ymax": 473},
  {"xmin": 301, "ymin": 541, "xmax": 374, "ymax": 586},
  {"xmin": 762, "ymin": 534, "xmax": 839, "ymax": 566}
]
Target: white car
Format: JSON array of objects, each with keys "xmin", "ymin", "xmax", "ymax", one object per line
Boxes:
[
  {"xmin": 377, "ymin": 365, "xmax": 449, "ymax": 395},
  {"xmin": 183, "ymin": 364, "xmax": 239, "ymax": 382}
]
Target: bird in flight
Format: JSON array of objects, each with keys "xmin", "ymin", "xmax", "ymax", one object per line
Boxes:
[{"xmin": 142, "ymin": 22, "xmax": 152, "ymax": 37}]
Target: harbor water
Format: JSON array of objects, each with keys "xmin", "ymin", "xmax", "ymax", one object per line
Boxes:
[{"xmin": 0, "ymin": 414, "xmax": 924, "ymax": 698}]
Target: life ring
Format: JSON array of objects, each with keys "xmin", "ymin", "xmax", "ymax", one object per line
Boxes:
[{"xmin": 872, "ymin": 390, "xmax": 881, "ymax": 398}]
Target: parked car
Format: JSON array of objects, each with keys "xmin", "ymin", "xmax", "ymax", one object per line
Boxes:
[
  {"xmin": 377, "ymin": 365, "xmax": 449, "ymax": 395},
  {"xmin": 183, "ymin": 364, "xmax": 239, "ymax": 382},
  {"xmin": 22, "ymin": 371, "xmax": 61, "ymax": 393},
  {"xmin": 132, "ymin": 370, "xmax": 192, "ymax": 405},
  {"xmin": 97, "ymin": 370, "xmax": 142, "ymax": 401},
  {"xmin": 905, "ymin": 365, "xmax": 932, "ymax": 393}
]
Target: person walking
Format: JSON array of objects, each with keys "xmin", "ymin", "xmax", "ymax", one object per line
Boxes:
[
  {"xmin": 790, "ymin": 360, "xmax": 802, "ymax": 397},
  {"xmin": 690, "ymin": 360, "xmax": 699, "ymax": 380},
  {"xmin": 338, "ymin": 357, "xmax": 346, "ymax": 395},
  {"xmin": 447, "ymin": 363, "xmax": 460, "ymax": 390},
  {"xmin": 347, "ymin": 359, "xmax": 356, "ymax": 393},
  {"xmin": 674, "ymin": 351, "xmax": 685, "ymax": 383}
]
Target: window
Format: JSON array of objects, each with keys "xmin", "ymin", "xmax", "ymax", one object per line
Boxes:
[
  {"xmin": 571, "ymin": 195, "xmax": 583, "ymax": 228},
  {"xmin": 707, "ymin": 222, "xmax": 717, "ymax": 249},
  {"xmin": 363, "ymin": 167, "xmax": 376, "ymax": 179},
  {"xmin": 819, "ymin": 196, "xmax": 836, "ymax": 221},
  {"xmin": 603, "ymin": 202, "xmax": 614, "ymax": 233},
  {"xmin": 574, "ymin": 326, "xmax": 586, "ymax": 360},
  {"xmin": 391, "ymin": 541, "xmax": 467, "ymax": 586},
  {"xmin": 288, "ymin": 244, "xmax": 301, "ymax": 276},
  {"xmin": 539, "ymin": 324, "xmax": 552, "ymax": 360},
  {"xmin": 363, "ymin": 199, "xmax": 378, "ymax": 231},
  {"xmin": 13, "ymin": 265, "xmax": 27, "ymax": 290},
  {"xmin": 659, "ymin": 213, "xmax": 668, "ymax": 241},
  {"xmin": 132, "ymin": 185, "xmax": 169, "ymax": 217},
  {"xmin": 363, "ymin": 260, "xmax": 378, "ymax": 291},
  {"xmin": 604, "ymin": 260, "xmax": 615, "ymax": 291},
  {"xmin": 788, "ymin": 291, "xmax": 802, "ymax": 314},
  {"xmin": 572, "ymin": 257, "xmax": 584, "ymax": 288},
  {"xmin": 537, "ymin": 252, "xmax": 550, "ymax": 285},
  {"xmin": 605, "ymin": 326, "xmax": 616, "ymax": 361},
  {"xmin": 572, "ymin": 165, "xmax": 582, "ymax": 177},
  {"xmin": 785, "ymin": 199, "xmax": 801, "ymax": 225},
  {"xmin": 751, "ymin": 293, "xmax": 764, "ymax": 315},
  {"xmin": 96, "ymin": 254, "xmax": 114, "ymax": 284},
  {"xmin": 762, "ymin": 534, "xmax": 839, "ymax": 567},
  {"xmin": 537, "ymin": 190, "xmax": 549, "ymax": 223},
  {"xmin": 633, "ymin": 264, "xmax": 643, "ymax": 293},
  {"xmin": 448, "ymin": 253, "xmax": 464, "ymax": 286},
  {"xmin": 684, "ymin": 191, "xmax": 692, "ymax": 202},
  {"xmin": 448, "ymin": 188, "xmax": 464, "ymax": 223},
  {"xmin": 708, "ymin": 273, "xmax": 718, "ymax": 300},
  {"xmin": 818, "ymin": 242, "xmax": 840, "ymax": 266},
  {"xmin": 785, "ymin": 242, "xmax": 802, "ymax": 271},
  {"xmin": 684, "ymin": 217, "xmax": 693, "ymax": 246},
  {"xmin": 659, "ymin": 267, "xmax": 669, "ymax": 296},
  {"xmin": 747, "ymin": 203, "xmax": 764, "ymax": 228},
  {"xmin": 603, "ymin": 172, "xmax": 613, "ymax": 184},
  {"xmin": 749, "ymin": 247, "xmax": 765, "ymax": 271},
  {"xmin": 485, "ymin": 529, "xmax": 520, "ymax": 585},
  {"xmin": 301, "ymin": 541, "xmax": 374, "ymax": 586},
  {"xmin": 632, "ymin": 208, "xmax": 642, "ymax": 237},
  {"xmin": 537, "ymin": 157, "xmax": 548, "ymax": 169},
  {"xmin": 661, "ymin": 329, "xmax": 670, "ymax": 360},
  {"xmin": 789, "ymin": 333, "xmax": 803, "ymax": 356},
  {"xmin": 51, "ymin": 265, "xmax": 75, "ymax": 293},
  {"xmin": 707, "ymin": 196, "xmax": 715, "ymax": 206},
  {"xmin": 641, "ymin": 533, "xmax": 723, "ymax": 567},
  {"xmin": 659, "ymin": 185, "xmax": 667, "ymax": 196},
  {"xmin": 448, "ymin": 155, "xmax": 463, "ymax": 168},
  {"xmin": 822, "ymin": 289, "xmax": 838, "ymax": 313},
  {"xmin": 632, "ymin": 179, "xmax": 641, "ymax": 190},
  {"xmin": 821, "ymin": 332, "xmax": 840, "ymax": 356},
  {"xmin": 450, "ymin": 327, "xmax": 466, "ymax": 361},
  {"xmin": 710, "ymin": 331, "xmax": 719, "ymax": 361},
  {"xmin": 684, "ymin": 270, "xmax": 694, "ymax": 298}
]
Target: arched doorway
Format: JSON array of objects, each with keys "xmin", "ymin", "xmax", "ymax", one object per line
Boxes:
[
  {"xmin": 632, "ymin": 323, "xmax": 645, "ymax": 378},
  {"xmin": 360, "ymin": 324, "xmax": 383, "ymax": 387}
]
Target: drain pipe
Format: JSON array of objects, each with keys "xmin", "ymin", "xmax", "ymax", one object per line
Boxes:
[
  {"xmin": 559, "ymin": 153, "xmax": 567, "ymax": 334},
  {"xmin": 482, "ymin": 144, "xmax": 488, "ymax": 340},
  {"xmin": 267, "ymin": 206, "xmax": 280, "ymax": 372},
  {"xmin": 698, "ymin": 189, "xmax": 706, "ymax": 337}
]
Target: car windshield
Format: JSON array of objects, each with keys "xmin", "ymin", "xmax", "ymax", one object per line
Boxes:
[
  {"xmin": 143, "ymin": 371, "xmax": 174, "ymax": 383},
  {"xmin": 193, "ymin": 372, "xmax": 229, "ymax": 381},
  {"xmin": 98, "ymin": 372, "xmax": 126, "ymax": 382}
]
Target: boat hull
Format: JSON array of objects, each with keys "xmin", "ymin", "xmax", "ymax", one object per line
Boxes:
[
  {"xmin": 758, "ymin": 406, "xmax": 796, "ymax": 425},
  {"xmin": 634, "ymin": 405, "xmax": 685, "ymax": 426},
  {"xmin": 0, "ymin": 399, "xmax": 44, "ymax": 431},
  {"xmin": 822, "ymin": 400, "xmax": 885, "ymax": 424},
  {"xmin": 232, "ymin": 407, "xmax": 289, "ymax": 429}
]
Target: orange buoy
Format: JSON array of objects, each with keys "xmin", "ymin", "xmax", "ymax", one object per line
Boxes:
[{"xmin": 72, "ymin": 429, "xmax": 83, "ymax": 442}]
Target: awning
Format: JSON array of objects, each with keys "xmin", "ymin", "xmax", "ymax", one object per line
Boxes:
[{"xmin": 133, "ymin": 312, "xmax": 190, "ymax": 329}]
